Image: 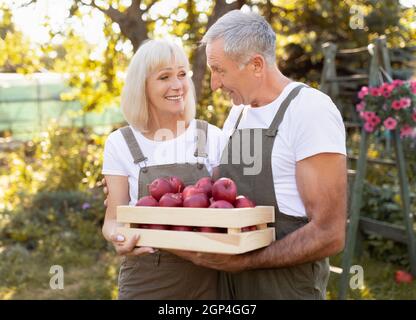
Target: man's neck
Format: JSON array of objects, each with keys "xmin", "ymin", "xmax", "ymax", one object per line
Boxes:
[{"xmin": 250, "ymin": 69, "xmax": 292, "ymax": 108}]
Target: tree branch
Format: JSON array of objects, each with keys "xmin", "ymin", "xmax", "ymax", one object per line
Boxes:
[
  {"xmin": 17, "ymin": 0, "xmax": 37, "ymax": 8},
  {"xmin": 142, "ymin": 0, "xmax": 158, "ymax": 13}
]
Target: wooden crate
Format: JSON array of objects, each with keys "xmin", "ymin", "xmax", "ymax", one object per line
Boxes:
[{"xmin": 116, "ymin": 206, "xmax": 275, "ymax": 254}]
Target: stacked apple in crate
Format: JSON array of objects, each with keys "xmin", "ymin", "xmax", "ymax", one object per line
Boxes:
[{"xmin": 116, "ymin": 177, "xmax": 275, "ymax": 254}]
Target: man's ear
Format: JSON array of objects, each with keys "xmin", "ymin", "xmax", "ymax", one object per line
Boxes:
[{"xmin": 251, "ymin": 54, "xmax": 265, "ymax": 76}]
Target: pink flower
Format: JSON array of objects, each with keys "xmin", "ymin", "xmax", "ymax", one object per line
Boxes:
[
  {"xmin": 400, "ymin": 97, "xmax": 411, "ymax": 109},
  {"xmin": 392, "ymin": 79, "xmax": 404, "ymax": 88},
  {"xmin": 369, "ymin": 115, "xmax": 381, "ymax": 126},
  {"xmin": 364, "ymin": 122, "xmax": 375, "ymax": 133},
  {"xmin": 400, "ymin": 125, "xmax": 414, "ymax": 138},
  {"xmin": 412, "ymin": 111, "xmax": 416, "ymax": 122},
  {"xmin": 369, "ymin": 87, "xmax": 381, "ymax": 97},
  {"xmin": 356, "ymin": 102, "xmax": 365, "ymax": 112},
  {"xmin": 383, "ymin": 117, "xmax": 397, "ymax": 130},
  {"xmin": 411, "ymin": 81, "xmax": 416, "ymax": 94},
  {"xmin": 380, "ymin": 83, "xmax": 393, "ymax": 97},
  {"xmin": 362, "ymin": 111, "xmax": 376, "ymax": 121},
  {"xmin": 358, "ymin": 86, "xmax": 369, "ymax": 99},
  {"xmin": 391, "ymin": 100, "xmax": 402, "ymax": 110}
]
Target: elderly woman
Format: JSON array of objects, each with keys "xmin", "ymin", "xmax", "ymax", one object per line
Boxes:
[{"xmin": 101, "ymin": 39, "xmax": 223, "ymax": 299}]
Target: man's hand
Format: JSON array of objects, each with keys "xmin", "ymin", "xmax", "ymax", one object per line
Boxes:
[
  {"xmin": 167, "ymin": 249, "xmax": 247, "ymax": 272},
  {"xmin": 102, "ymin": 177, "xmax": 109, "ymax": 207}
]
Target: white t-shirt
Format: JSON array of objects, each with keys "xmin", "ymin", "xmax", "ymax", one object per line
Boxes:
[
  {"xmin": 221, "ymin": 82, "xmax": 347, "ymax": 217},
  {"xmin": 102, "ymin": 119, "xmax": 223, "ymax": 206}
]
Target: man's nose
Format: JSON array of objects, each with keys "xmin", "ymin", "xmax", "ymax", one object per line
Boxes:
[{"xmin": 210, "ymin": 73, "xmax": 222, "ymax": 91}]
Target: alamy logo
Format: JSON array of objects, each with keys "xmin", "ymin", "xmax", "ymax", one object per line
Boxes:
[
  {"xmin": 349, "ymin": 5, "xmax": 365, "ymax": 30},
  {"xmin": 349, "ymin": 265, "xmax": 364, "ymax": 290},
  {"xmin": 220, "ymin": 129, "xmax": 263, "ymax": 176},
  {"xmin": 49, "ymin": 265, "xmax": 64, "ymax": 290},
  {"xmin": 150, "ymin": 122, "xmax": 264, "ymax": 176}
]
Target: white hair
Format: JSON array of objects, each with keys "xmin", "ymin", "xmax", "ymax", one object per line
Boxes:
[
  {"xmin": 201, "ymin": 10, "xmax": 276, "ymax": 66},
  {"xmin": 121, "ymin": 39, "xmax": 196, "ymax": 132}
]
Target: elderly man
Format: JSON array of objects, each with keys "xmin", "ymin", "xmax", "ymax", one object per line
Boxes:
[{"xmin": 170, "ymin": 10, "xmax": 347, "ymax": 300}]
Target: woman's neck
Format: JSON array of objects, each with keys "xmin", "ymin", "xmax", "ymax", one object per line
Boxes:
[{"xmin": 145, "ymin": 111, "xmax": 188, "ymax": 141}]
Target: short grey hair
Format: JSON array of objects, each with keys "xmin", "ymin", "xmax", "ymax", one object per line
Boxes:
[{"xmin": 201, "ymin": 10, "xmax": 276, "ymax": 66}]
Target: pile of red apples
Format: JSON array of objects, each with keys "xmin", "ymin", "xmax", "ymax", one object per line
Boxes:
[{"xmin": 135, "ymin": 176, "xmax": 257, "ymax": 233}]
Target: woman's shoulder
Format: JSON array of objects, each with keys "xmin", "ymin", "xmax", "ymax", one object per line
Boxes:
[{"xmin": 105, "ymin": 127, "xmax": 125, "ymax": 144}]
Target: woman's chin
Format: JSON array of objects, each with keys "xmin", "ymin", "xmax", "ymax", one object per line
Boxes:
[{"xmin": 167, "ymin": 106, "xmax": 185, "ymax": 115}]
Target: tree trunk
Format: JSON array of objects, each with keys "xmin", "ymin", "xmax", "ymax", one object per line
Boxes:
[{"xmin": 192, "ymin": 0, "xmax": 246, "ymax": 102}]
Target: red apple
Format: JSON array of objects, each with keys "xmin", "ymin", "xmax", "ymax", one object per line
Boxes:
[
  {"xmin": 171, "ymin": 225, "xmax": 194, "ymax": 231},
  {"xmin": 182, "ymin": 185, "xmax": 205, "ymax": 199},
  {"xmin": 196, "ymin": 226, "xmax": 223, "ymax": 233},
  {"xmin": 234, "ymin": 195, "xmax": 255, "ymax": 208},
  {"xmin": 148, "ymin": 178, "xmax": 174, "ymax": 201},
  {"xmin": 159, "ymin": 193, "xmax": 183, "ymax": 207},
  {"xmin": 395, "ymin": 270, "xmax": 413, "ymax": 283},
  {"xmin": 147, "ymin": 224, "xmax": 171, "ymax": 230},
  {"xmin": 183, "ymin": 193, "xmax": 209, "ymax": 208},
  {"xmin": 195, "ymin": 177, "xmax": 214, "ymax": 197},
  {"xmin": 209, "ymin": 200, "xmax": 234, "ymax": 208},
  {"xmin": 136, "ymin": 196, "xmax": 158, "ymax": 206},
  {"xmin": 168, "ymin": 176, "xmax": 185, "ymax": 193},
  {"xmin": 212, "ymin": 178, "xmax": 238, "ymax": 203},
  {"xmin": 242, "ymin": 225, "xmax": 257, "ymax": 232}
]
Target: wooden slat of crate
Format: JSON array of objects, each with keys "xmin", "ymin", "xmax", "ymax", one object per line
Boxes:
[
  {"xmin": 117, "ymin": 206, "xmax": 274, "ymax": 228},
  {"xmin": 116, "ymin": 226, "xmax": 276, "ymax": 254}
]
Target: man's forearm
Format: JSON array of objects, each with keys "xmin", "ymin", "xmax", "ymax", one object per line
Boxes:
[
  {"xmin": 241, "ymin": 221, "xmax": 344, "ymax": 270},
  {"xmin": 166, "ymin": 221, "xmax": 343, "ymax": 273}
]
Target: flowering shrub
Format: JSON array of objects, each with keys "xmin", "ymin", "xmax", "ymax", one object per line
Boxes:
[{"xmin": 356, "ymin": 80, "xmax": 416, "ymax": 138}]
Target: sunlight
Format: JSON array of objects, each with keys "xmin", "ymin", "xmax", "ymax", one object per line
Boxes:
[
  {"xmin": 7, "ymin": 0, "xmax": 416, "ymax": 48},
  {"xmin": 10, "ymin": 0, "xmax": 105, "ymax": 46}
]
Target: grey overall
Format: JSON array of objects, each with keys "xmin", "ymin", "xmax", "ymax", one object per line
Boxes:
[
  {"xmin": 217, "ymin": 85, "xmax": 330, "ymax": 299},
  {"xmin": 117, "ymin": 120, "xmax": 218, "ymax": 299}
]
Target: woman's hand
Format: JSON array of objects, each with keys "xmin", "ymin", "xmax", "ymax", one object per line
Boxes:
[
  {"xmin": 110, "ymin": 233, "xmax": 156, "ymax": 256},
  {"xmin": 102, "ymin": 175, "xmax": 156, "ymax": 256}
]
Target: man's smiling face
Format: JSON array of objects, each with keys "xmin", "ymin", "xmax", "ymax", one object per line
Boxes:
[{"xmin": 206, "ymin": 38, "xmax": 257, "ymax": 106}]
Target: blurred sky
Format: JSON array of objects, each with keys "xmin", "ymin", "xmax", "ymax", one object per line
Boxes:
[{"xmin": 3, "ymin": 0, "xmax": 416, "ymax": 48}]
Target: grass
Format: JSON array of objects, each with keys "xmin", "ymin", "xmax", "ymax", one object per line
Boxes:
[
  {"xmin": 0, "ymin": 250, "xmax": 120, "ymax": 300},
  {"xmin": 1, "ymin": 248, "xmax": 415, "ymax": 300},
  {"xmin": 327, "ymin": 253, "xmax": 416, "ymax": 299}
]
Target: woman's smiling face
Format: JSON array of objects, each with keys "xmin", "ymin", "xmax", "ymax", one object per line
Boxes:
[{"xmin": 146, "ymin": 60, "xmax": 190, "ymax": 116}]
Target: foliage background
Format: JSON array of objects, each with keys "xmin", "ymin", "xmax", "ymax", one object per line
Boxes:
[{"xmin": 0, "ymin": 0, "xmax": 416, "ymax": 299}]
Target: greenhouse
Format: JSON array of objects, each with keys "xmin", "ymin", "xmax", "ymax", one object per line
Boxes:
[{"xmin": 0, "ymin": 72, "xmax": 124, "ymax": 140}]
